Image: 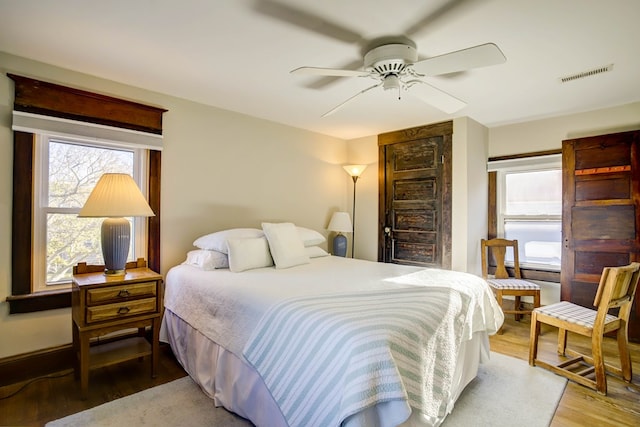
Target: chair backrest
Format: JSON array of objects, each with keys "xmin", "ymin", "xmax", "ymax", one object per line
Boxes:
[
  {"xmin": 481, "ymin": 238, "xmax": 523, "ymax": 279},
  {"xmin": 593, "ymin": 262, "xmax": 640, "ymax": 323}
]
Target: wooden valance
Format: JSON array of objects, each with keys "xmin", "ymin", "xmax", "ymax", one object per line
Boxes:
[{"xmin": 8, "ymin": 73, "xmax": 167, "ymax": 134}]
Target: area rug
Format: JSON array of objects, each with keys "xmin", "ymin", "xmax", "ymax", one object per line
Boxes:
[{"xmin": 46, "ymin": 352, "xmax": 566, "ymax": 427}]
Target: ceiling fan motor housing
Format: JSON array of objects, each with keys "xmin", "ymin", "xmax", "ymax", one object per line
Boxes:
[{"xmin": 364, "ymin": 44, "xmax": 418, "ymax": 76}]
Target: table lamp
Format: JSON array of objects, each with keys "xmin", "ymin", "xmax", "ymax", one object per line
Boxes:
[
  {"xmin": 327, "ymin": 212, "xmax": 352, "ymax": 257},
  {"xmin": 78, "ymin": 173, "xmax": 155, "ymax": 275}
]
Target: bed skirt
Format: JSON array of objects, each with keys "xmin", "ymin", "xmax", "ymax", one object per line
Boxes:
[{"xmin": 160, "ymin": 309, "xmax": 490, "ymax": 427}]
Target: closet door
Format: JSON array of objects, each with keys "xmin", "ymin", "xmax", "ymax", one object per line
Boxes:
[{"xmin": 562, "ymin": 130, "xmax": 640, "ymax": 340}]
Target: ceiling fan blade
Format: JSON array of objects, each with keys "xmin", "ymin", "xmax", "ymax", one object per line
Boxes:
[
  {"xmin": 412, "ymin": 43, "xmax": 506, "ymax": 76},
  {"xmin": 407, "ymin": 80, "xmax": 466, "ymax": 114},
  {"xmin": 322, "ymin": 83, "xmax": 383, "ymax": 117},
  {"xmin": 253, "ymin": 0, "xmax": 363, "ymax": 44},
  {"xmin": 404, "ymin": 0, "xmax": 482, "ymax": 37},
  {"xmin": 303, "ymin": 59, "xmax": 366, "ymax": 90},
  {"xmin": 291, "ymin": 67, "xmax": 371, "ymax": 77}
]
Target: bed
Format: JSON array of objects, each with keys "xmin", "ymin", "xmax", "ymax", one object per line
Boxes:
[{"xmin": 160, "ymin": 225, "xmax": 503, "ymax": 427}]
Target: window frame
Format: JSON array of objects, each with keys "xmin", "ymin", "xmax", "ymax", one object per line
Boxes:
[
  {"xmin": 487, "ymin": 149, "xmax": 562, "ymax": 283},
  {"xmin": 6, "ymin": 74, "xmax": 165, "ymax": 314}
]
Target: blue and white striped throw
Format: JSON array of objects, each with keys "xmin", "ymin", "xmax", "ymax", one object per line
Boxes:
[{"xmin": 243, "ymin": 286, "xmax": 472, "ymax": 427}]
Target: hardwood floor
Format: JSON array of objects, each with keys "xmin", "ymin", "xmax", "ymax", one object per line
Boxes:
[
  {"xmin": 491, "ymin": 316, "xmax": 640, "ymax": 427},
  {"xmin": 0, "ymin": 344, "xmax": 187, "ymax": 427},
  {"xmin": 1, "ymin": 319, "xmax": 639, "ymax": 426}
]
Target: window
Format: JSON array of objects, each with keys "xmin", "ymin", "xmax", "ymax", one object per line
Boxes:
[
  {"xmin": 7, "ymin": 74, "xmax": 165, "ymax": 314},
  {"xmin": 490, "ymin": 154, "xmax": 562, "ymax": 271},
  {"xmin": 32, "ymin": 135, "xmax": 148, "ymax": 292}
]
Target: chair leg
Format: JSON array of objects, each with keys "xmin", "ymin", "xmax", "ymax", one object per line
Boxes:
[
  {"xmin": 515, "ymin": 296, "xmax": 522, "ymax": 321},
  {"xmin": 529, "ymin": 311, "xmax": 540, "ymax": 366},
  {"xmin": 591, "ymin": 334, "xmax": 607, "ymax": 395},
  {"xmin": 617, "ymin": 325, "xmax": 633, "ymax": 383},
  {"xmin": 557, "ymin": 328, "xmax": 567, "ymax": 356},
  {"xmin": 495, "ymin": 290, "xmax": 504, "ymax": 334},
  {"xmin": 533, "ymin": 290, "xmax": 541, "ymax": 309}
]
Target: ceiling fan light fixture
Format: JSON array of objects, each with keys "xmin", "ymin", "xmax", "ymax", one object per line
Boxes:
[{"xmin": 383, "ymin": 74, "xmax": 401, "ymax": 91}]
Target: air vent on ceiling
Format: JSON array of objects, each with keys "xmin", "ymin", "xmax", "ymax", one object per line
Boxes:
[{"xmin": 560, "ymin": 64, "xmax": 614, "ymax": 83}]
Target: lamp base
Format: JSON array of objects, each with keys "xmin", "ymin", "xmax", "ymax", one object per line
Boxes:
[
  {"xmin": 101, "ymin": 217, "xmax": 130, "ymax": 275},
  {"xmin": 333, "ymin": 233, "xmax": 347, "ymax": 257}
]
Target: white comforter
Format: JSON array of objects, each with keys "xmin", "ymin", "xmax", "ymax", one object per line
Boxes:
[{"xmin": 162, "ymin": 256, "xmax": 504, "ymax": 426}]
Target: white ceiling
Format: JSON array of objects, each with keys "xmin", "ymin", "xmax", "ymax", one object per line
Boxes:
[{"xmin": 1, "ymin": 0, "xmax": 638, "ymax": 140}]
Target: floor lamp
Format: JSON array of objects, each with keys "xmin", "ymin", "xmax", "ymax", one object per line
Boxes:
[{"xmin": 343, "ymin": 164, "xmax": 367, "ymax": 258}]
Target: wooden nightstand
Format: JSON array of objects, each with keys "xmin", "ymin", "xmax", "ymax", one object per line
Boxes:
[{"xmin": 71, "ymin": 259, "xmax": 163, "ymax": 399}]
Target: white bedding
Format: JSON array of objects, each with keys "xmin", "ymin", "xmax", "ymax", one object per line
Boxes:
[{"xmin": 161, "ymin": 256, "xmax": 503, "ymax": 427}]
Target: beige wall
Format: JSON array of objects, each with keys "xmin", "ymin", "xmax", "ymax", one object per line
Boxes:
[
  {"xmin": 345, "ymin": 135, "xmax": 378, "ymax": 261},
  {"xmin": 489, "ymin": 102, "xmax": 640, "ymax": 157},
  {"xmin": 452, "ymin": 117, "xmax": 489, "ymax": 275},
  {"xmin": 0, "ymin": 52, "xmax": 348, "ymax": 358}
]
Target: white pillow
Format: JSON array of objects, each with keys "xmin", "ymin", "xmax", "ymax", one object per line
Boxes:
[
  {"xmin": 227, "ymin": 237, "xmax": 274, "ymax": 272},
  {"xmin": 262, "ymin": 222, "xmax": 310, "ymax": 269},
  {"xmin": 296, "ymin": 226, "xmax": 326, "ymax": 247},
  {"xmin": 183, "ymin": 249, "xmax": 229, "ymax": 270},
  {"xmin": 305, "ymin": 246, "xmax": 330, "ymax": 258},
  {"xmin": 193, "ymin": 228, "xmax": 264, "ymax": 253}
]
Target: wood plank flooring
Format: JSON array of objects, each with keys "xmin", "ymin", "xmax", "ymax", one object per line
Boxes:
[
  {"xmin": 1, "ymin": 318, "xmax": 639, "ymax": 426},
  {"xmin": 0, "ymin": 344, "xmax": 187, "ymax": 427},
  {"xmin": 491, "ymin": 316, "xmax": 640, "ymax": 427}
]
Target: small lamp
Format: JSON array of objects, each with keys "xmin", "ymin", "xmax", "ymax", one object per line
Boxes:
[
  {"xmin": 343, "ymin": 164, "xmax": 367, "ymax": 258},
  {"xmin": 327, "ymin": 212, "xmax": 352, "ymax": 257},
  {"xmin": 78, "ymin": 173, "xmax": 155, "ymax": 275}
]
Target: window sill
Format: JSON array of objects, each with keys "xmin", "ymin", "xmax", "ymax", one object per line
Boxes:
[
  {"xmin": 489, "ymin": 266, "xmax": 560, "ymax": 283},
  {"xmin": 6, "ymin": 289, "xmax": 71, "ymax": 314}
]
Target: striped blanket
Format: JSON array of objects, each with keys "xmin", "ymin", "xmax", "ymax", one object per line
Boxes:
[{"xmin": 243, "ymin": 286, "xmax": 472, "ymax": 427}]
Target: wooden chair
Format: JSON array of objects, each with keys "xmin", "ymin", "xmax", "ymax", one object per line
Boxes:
[
  {"xmin": 529, "ymin": 262, "xmax": 640, "ymax": 395},
  {"xmin": 481, "ymin": 238, "xmax": 541, "ymax": 333}
]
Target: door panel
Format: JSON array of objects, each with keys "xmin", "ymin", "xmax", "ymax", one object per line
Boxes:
[
  {"xmin": 378, "ymin": 122, "xmax": 452, "ymax": 268},
  {"xmin": 562, "ymin": 130, "xmax": 640, "ymax": 341}
]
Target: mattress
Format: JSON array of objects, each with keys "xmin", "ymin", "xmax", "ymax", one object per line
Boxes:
[{"xmin": 160, "ymin": 256, "xmax": 503, "ymax": 427}]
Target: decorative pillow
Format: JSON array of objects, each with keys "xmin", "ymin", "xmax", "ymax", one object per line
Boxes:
[
  {"xmin": 262, "ymin": 222, "xmax": 310, "ymax": 269},
  {"xmin": 305, "ymin": 246, "xmax": 330, "ymax": 258},
  {"xmin": 183, "ymin": 249, "xmax": 229, "ymax": 270},
  {"xmin": 193, "ymin": 228, "xmax": 264, "ymax": 253},
  {"xmin": 227, "ymin": 237, "xmax": 274, "ymax": 272},
  {"xmin": 296, "ymin": 226, "xmax": 326, "ymax": 247}
]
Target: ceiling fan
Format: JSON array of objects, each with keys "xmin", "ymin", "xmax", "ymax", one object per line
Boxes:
[{"xmin": 291, "ymin": 39, "xmax": 506, "ymax": 117}]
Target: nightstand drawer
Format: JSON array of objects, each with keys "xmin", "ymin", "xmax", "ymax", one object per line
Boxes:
[
  {"xmin": 86, "ymin": 297, "xmax": 157, "ymax": 323},
  {"xmin": 86, "ymin": 281, "xmax": 157, "ymax": 305}
]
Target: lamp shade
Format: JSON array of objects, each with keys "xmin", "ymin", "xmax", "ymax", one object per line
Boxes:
[
  {"xmin": 343, "ymin": 164, "xmax": 367, "ymax": 178},
  {"xmin": 79, "ymin": 173, "xmax": 155, "ymax": 218},
  {"xmin": 327, "ymin": 212, "xmax": 352, "ymax": 233}
]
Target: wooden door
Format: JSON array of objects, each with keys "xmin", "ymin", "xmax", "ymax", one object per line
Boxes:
[
  {"xmin": 562, "ymin": 130, "xmax": 640, "ymax": 340},
  {"xmin": 378, "ymin": 122, "xmax": 452, "ymax": 268}
]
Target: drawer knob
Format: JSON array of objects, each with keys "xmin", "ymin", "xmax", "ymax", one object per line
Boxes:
[
  {"xmin": 118, "ymin": 289, "xmax": 130, "ymax": 298},
  {"xmin": 117, "ymin": 306, "xmax": 131, "ymax": 315}
]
